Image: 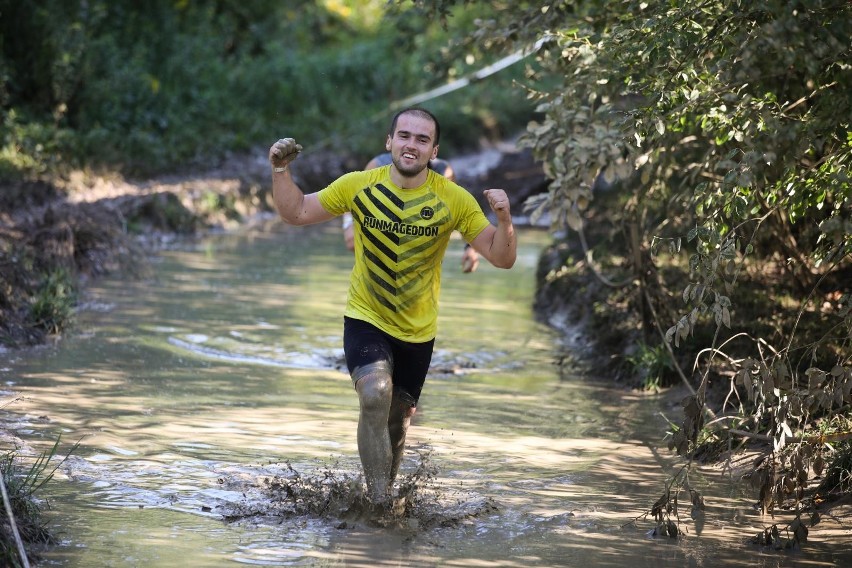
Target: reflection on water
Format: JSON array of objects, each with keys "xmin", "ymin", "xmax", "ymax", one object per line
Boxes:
[{"xmin": 2, "ymin": 224, "xmax": 850, "ymax": 567}]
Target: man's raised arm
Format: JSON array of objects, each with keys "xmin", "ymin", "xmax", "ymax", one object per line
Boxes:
[
  {"xmin": 470, "ymin": 188, "xmax": 517, "ymax": 269},
  {"xmin": 269, "ymin": 138, "xmax": 334, "ymax": 226}
]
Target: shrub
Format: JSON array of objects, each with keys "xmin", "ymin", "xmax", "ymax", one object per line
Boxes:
[{"xmin": 29, "ymin": 269, "xmax": 77, "ymax": 335}]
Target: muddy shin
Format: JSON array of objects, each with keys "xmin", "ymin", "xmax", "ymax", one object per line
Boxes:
[{"xmin": 353, "ymin": 362, "xmax": 394, "ymax": 503}]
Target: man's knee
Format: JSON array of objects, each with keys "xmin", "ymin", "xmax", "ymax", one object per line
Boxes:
[
  {"xmin": 352, "ymin": 362, "xmax": 392, "ymax": 409},
  {"xmin": 360, "ymin": 376, "xmax": 392, "ymax": 410},
  {"xmin": 393, "ymin": 388, "xmax": 417, "ymax": 412},
  {"xmin": 388, "ymin": 389, "xmax": 417, "ymax": 426}
]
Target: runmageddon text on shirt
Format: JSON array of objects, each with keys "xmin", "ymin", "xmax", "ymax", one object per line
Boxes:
[{"xmin": 362, "ymin": 215, "xmax": 439, "ymax": 237}]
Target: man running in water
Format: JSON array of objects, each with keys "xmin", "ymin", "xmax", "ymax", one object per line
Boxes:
[{"xmin": 268, "ymin": 107, "xmax": 516, "ymax": 507}]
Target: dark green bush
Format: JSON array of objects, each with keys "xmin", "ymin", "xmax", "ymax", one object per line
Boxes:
[
  {"xmin": 29, "ymin": 269, "xmax": 77, "ymax": 335},
  {"xmin": 0, "ymin": 0, "xmax": 536, "ymax": 179}
]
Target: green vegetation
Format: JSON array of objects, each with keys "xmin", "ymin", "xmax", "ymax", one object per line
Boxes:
[
  {"xmin": 1, "ymin": 436, "xmax": 76, "ymax": 567},
  {"xmin": 820, "ymin": 439, "xmax": 852, "ymax": 495},
  {"xmin": 0, "ymin": 0, "xmax": 536, "ymax": 179},
  {"xmin": 29, "ymin": 269, "xmax": 77, "ymax": 336},
  {"xmin": 625, "ymin": 341, "xmax": 674, "ymax": 392},
  {"xmin": 412, "ymin": 0, "xmax": 851, "ymax": 545}
]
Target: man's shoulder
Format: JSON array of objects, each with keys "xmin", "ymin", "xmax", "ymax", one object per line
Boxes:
[
  {"xmin": 338, "ymin": 169, "xmax": 374, "ymax": 183},
  {"xmin": 324, "ymin": 170, "xmax": 373, "ymax": 194},
  {"xmin": 431, "ymin": 172, "xmax": 473, "ymax": 201}
]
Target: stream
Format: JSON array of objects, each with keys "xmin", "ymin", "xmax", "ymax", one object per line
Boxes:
[{"xmin": 2, "ymin": 223, "xmax": 849, "ymax": 567}]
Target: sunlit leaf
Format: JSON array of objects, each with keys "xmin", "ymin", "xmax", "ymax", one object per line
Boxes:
[{"xmin": 565, "ymin": 209, "xmax": 583, "ymax": 231}]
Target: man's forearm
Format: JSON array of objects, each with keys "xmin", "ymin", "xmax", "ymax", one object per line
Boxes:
[
  {"xmin": 489, "ymin": 220, "xmax": 517, "ymax": 269},
  {"xmin": 269, "ymin": 137, "xmax": 312, "ymax": 225},
  {"xmin": 272, "ymin": 168, "xmax": 308, "ymax": 225}
]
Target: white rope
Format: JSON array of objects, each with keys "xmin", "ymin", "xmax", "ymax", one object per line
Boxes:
[
  {"xmin": 300, "ymin": 37, "xmax": 548, "ymax": 163},
  {"xmin": 389, "ymin": 38, "xmax": 547, "ymax": 111},
  {"xmin": 1, "ymin": 474, "xmax": 31, "ymax": 568}
]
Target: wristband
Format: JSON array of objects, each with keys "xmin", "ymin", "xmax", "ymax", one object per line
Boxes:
[{"xmin": 273, "ymin": 166, "xmax": 287, "ymax": 173}]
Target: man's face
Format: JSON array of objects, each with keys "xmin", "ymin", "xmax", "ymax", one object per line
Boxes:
[{"xmin": 386, "ymin": 113, "xmax": 439, "ymax": 178}]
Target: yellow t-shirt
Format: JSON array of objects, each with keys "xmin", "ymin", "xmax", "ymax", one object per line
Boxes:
[{"xmin": 318, "ymin": 166, "xmax": 490, "ymax": 342}]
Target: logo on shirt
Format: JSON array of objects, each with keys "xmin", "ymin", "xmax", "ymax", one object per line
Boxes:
[
  {"xmin": 363, "ymin": 215, "xmax": 439, "ymax": 237},
  {"xmin": 420, "ymin": 206, "xmax": 435, "ymax": 220}
]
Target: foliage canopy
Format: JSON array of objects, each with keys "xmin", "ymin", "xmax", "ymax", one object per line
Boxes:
[
  {"xmin": 412, "ymin": 0, "xmax": 851, "ymax": 543},
  {"xmin": 0, "ymin": 0, "xmax": 534, "ymax": 177}
]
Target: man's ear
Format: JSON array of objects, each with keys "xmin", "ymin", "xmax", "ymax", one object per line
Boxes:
[
  {"xmin": 430, "ymin": 144, "xmax": 439, "ymax": 160},
  {"xmin": 385, "ymin": 135, "xmax": 392, "ymax": 151}
]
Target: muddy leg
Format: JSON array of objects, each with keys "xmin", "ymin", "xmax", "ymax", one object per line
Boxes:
[
  {"xmin": 353, "ymin": 364, "xmax": 393, "ymax": 504},
  {"xmin": 388, "ymin": 390, "xmax": 416, "ymax": 483}
]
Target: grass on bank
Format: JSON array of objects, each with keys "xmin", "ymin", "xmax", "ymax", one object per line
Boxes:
[
  {"xmin": 29, "ymin": 269, "xmax": 77, "ymax": 336},
  {"xmin": 0, "ymin": 434, "xmax": 78, "ymax": 567}
]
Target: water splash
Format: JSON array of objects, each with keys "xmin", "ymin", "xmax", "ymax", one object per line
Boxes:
[{"xmin": 217, "ymin": 449, "xmax": 498, "ymax": 532}]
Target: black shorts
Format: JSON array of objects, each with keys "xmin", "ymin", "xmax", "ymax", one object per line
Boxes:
[{"xmin": 343, "ymin": 316, "xmax": 435, "ymax": 406}]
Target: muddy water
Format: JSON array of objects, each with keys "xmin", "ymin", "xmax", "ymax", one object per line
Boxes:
[{"xmin": 2, "ymin": 224, "xmax": 849, "ymax": 567}]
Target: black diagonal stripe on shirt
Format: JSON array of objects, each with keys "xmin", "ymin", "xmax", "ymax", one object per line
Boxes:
[
  {"xmin": 398, "ymin": 237, "xmax": 440, "ymax": 265},
  {"xmin": 367, "ymin": 267, "xmax": 397, "ymax": 296},
  {"xmin": 370, "ymin": 288, "xmax": 398, "ymax": 313},
  {"xmin": 397, "ymin": 245, "xmax": 442, "ymax": 283},
  {"xmin": 374, "ymin": 183, "xmax": 405, "ymax": 210},
  {"xmin": 364, "ymin": 190, "xmax": 402, "ymax": 224},
  {"xmin": 354, "ymin": 195, "xmax": 401, "ymax": 247},
  {"xmin": 398, "ymin": 269, "xmax": 431, "ymax": 297},
  {"xmin": 364, "ymin": 247, "xmax": 397, "ymax": 280},
  {"xmin": 397, "ymin": 279, "xmax": 432, "ymax": 312},
  {"xmin": 362, "ymin": 224, "xmax": 399, "ymax": 257},
  {"xmin": 353, "ymin": 195, "xmax": 372, "ymax": 220}
]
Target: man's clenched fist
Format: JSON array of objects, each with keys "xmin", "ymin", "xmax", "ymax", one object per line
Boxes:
[
  {"xmin": 269, "ymin": 138, "xmax": 303, "ymax": 170},
  {"xmin": 483, "ymin": 188, "xmax": 511, "ymax": 221}
]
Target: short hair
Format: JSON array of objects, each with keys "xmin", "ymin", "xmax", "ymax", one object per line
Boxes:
[{"xmin": 389, "ymin": 107, "xmax": 441, "ymax": 145}]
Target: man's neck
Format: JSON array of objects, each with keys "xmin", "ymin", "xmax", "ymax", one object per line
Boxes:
[{"xmin": 390, "ymin": 166, "xmax": 428, "ymax": 189}]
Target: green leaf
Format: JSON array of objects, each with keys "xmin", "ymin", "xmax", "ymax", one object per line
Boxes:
[
  {"xmin": 566, "ymin": 209, "xmax": 583, "ymax": 231},
  {"xmin": 687, "ymin": 226, "xmax": 698, "ymax": 242}
]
